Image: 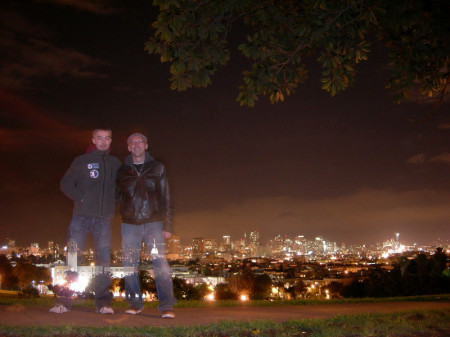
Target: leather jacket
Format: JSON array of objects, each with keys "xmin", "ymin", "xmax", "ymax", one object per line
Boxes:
[{"xmin": 116, "ymin": 153, "xmax": 172, "ymax": 232}]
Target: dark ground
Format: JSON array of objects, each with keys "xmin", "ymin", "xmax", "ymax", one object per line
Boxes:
[{"xmin": 1, "ymin": 301, "xmax": 449, "ymax": 327}]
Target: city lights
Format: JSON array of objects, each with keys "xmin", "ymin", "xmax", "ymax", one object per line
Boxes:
[
  {"xmin": 240, "ymin": 294, "xmax": 249, "ymax": 301},
  {"xmin": 205, "ymin": 293, "xmax": 215, "ymax": 301},
  {"xmin": 69, "ymin": 276, "xmax": 89, "ymax": 293},
  {"xmin": 0, "ymin": 231, "xmax": 447, "ymax": 300}
]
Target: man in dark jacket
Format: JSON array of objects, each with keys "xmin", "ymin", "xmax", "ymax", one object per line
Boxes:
[
  {"xmin": 116, "ymin": 132, "xmax": 176, "ymax": 318},
  {"xmin": 50, "ymin": 129, "xmax": 121, "ymax": 314}
]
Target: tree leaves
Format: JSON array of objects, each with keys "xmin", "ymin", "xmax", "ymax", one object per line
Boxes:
[{"xmin": 147, "ymin": 0, "xmax": 450, "ymax": 107}]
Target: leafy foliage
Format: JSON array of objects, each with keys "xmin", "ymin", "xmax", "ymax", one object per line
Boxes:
[
  {"xmin": 341, "ymin": 248, "xmax": 450, "ymax": 298},
  {"xmin": 146, "ymin": 0, "xmax": 449, "ymax": 107},
  {"xmin": 252, "ymin": 273, "xmax": 272, "ymax": 299},
  {"xmin": 172, "ymin": 276, "xmax": 208, "ymax": 300},
  {"xmin": 215, "ymin": 282, "xmax": 238, "ymax": 300},
  {"xmin": 13, "ymin": 262, "xmax": 52, "ymax": 290},
  {"xmin": 0, "ymin": 255, "xmax": 18, "ymax": 290}
]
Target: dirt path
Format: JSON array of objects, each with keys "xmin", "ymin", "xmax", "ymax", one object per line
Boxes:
[{"xmin": 1, "ymin": 301, "xmax": 449, "ymax": 327}]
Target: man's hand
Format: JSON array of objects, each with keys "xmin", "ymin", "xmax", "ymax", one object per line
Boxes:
[{"xmin": 163, "ymin": 231, "xmax": 172, "ymax": 239}]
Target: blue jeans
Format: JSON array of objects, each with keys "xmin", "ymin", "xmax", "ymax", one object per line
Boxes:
[
  {"xmin": 122, "ymin": 221, "xmax": 176, "ymax": 312},
  {"xmin": 58, "ymin": 215, "xmax": 112, "ymax": 309}
]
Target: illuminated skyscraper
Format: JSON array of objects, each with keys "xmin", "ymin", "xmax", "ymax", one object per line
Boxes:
[
  {"xmin": 29, "ymin": 242, "xmax": 40, "ymax": 256},
  {"xmin": 250, "ymin": 230, "xmax": 260, "ymax": 247},
  {"xmin": 192, "ymin": 237, "xmax": 206, "ymax": 257},
  {"xmin": 204, "ymin": 238, "xmax": 217, "ymax": 253},
  {"xmin": 222, "ymin": 235, "xmax": 231, "ymax": 246},
  {"xmin": 6, "ymin": 238, "xmax": 16, "ymax": 249},
  {"xmin": 219, "ymin": 235, "xmax": 231, "ymax": 252},
  {"xmin": 167, "ymin": 233, "xmax": 181, "ymax": 255}
]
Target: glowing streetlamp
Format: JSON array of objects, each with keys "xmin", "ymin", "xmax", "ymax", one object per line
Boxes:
[{"xmin": 205, "ymin": 293, "xmax": 215, "ymax": 301}]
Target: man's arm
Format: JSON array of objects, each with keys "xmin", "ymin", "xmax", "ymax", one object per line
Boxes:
[
  {"xmin": 60, "ymin": 157, "xmax": 84, "ymax": 201},
  {"xmin": 160, "ymin": 166, "xmax": 172, "ymax": 234}
]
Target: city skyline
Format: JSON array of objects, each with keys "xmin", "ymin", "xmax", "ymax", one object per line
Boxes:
[
  {"xmin": 0, "ymin": 1, "xmax": 449, "ymax": 248},
  {"xmin": 3, "ymin": 230, "xmax": 448, "ymax": 253}
]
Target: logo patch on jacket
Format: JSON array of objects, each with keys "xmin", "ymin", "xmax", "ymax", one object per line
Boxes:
[
  {"xmin": 87, "ymin": 163, "xmax": 100, "ymax": 169},
  {"xmin": 90, "ymin": 169, "xmax": 99, "ymax": 178}
]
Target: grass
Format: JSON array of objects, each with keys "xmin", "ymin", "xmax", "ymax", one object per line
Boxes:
[
  {"xmin": 1, "ymin": 290, "xmax": 449, "ymax": 308},
  {"xmin": 0, "ymin": 309, "xmax": 449, "ymax": 336}
]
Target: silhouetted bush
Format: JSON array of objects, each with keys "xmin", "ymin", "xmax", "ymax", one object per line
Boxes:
[{"xmin": 18, "ymin": 285, "xmax": 39, "ymax": 298}]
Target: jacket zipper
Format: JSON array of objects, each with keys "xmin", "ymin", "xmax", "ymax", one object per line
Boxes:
[{"xmin": 101, "ymin": 154, "xmax": 106, "ymax": 216}]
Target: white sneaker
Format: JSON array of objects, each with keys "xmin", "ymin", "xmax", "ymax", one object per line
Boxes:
[
  {"xmin": 97, "ymin": 306, "xmax": 114, "ymax": 314},
  {"xmin": 125, "ymin": 308, "xmax": 142, "ymax": 315},
  {"xmin": 161, "ymin": 310, "xmax": 175, "ymax": 319},
  {"xmin": 49, "ymin": 304, "xmax": 69, "ymax": 314}
]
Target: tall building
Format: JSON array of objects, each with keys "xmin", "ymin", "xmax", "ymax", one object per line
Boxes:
[
  {"xmin": 6, "ymin": 238, "xmax": 16, "ymax": 249},
  {"xmin": 219, "ymin": 235, "xmax": 231, "ymax": 252},
  {"xmin": 67, "ymin": 239, "xmax": 77, "ymax": 272},
  {"xmin": 249, "ymin": 230, "xmax": 260, "ymax": 256},
  {"xmin": 29, "ymin": 242, "xmax": 40, "ymax": 256},
  {"xmin": 204, "ymin": 238, "xmax": 217, "ymax": 253},
  {"xmin": 250, "ymin": 230, "xmax": 260, "ymax": 247},
  {"xmin": 192, "ymin": 237, "xmax": 205, "ymax": 258},
  {"xmin": 222, "ymin": 235, "xmax": 231, "ymax": 246},
  {"xmin": 48, "ymin": 241, "xmax": 60, "ymax": 259},
  {"xmin": 167, "ymin": 233, "xmax": 181, "ymax": 260}
]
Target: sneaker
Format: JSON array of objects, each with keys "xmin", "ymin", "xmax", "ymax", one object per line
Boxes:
[
  {"xmin": 125, "ymin": 308, "xmax": 143, "ymax": 315},
  {"xmin": 97, "ymin": 306, "xmax": 114, "ymax": 314},
  {"xmin": 161, "ymin": 310, "xmax": 175, "ymax": 319},
  {"xmin": 49, "ymin": 304, "xmax": 69, "ymax": 314}
]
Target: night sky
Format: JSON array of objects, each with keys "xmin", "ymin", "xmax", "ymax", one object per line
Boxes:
[{"xmin": 1, "ymin": 0, "xmax": 449, "ymax": 249}]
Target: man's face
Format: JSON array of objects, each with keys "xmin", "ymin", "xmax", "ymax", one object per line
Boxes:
[
  {"xmin": 128, "ymin": 135, "xmax": 148, "ymax": 156},
  {"xmin": 92, "ymin": 130, "xmax": 112, "ymax": 151}
]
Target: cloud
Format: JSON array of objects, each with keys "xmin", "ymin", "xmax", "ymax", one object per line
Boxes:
[
  {"xmin": 429, "ymin": 153, "xmax": 450, "ymax": 165},
  {"xmin": 406, "ymin": 153, "xmax": 426, "ymax": 165},
  {"xmin": 0, "ymin": 88, "xmax": 90, "ymax": 152},
  {"xmin": 0, "ymin": 8, "xmax": 108, "ymax": 89},
  {"xmin": 406, "ymin": 153, "xmax": 450, "ymax": 166},
  {"xmin": 0, "ymin": 39, "xmax": 108, "ymax": 89},
  {"xmin": 438, "ymin": 122, "xmax": 450, "ymax": 130},
  {"xmin": 34, "ymin": 0, "xmax": 119, "ymax": 15},
  {"xmin": 174, "ymin": 189, "xmax": 450, "ymax": 245}
]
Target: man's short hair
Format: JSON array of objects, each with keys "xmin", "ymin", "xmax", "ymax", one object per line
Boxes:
[
  {"xmin": 127, "ymin": 133, "xmax": 148, "ymax": 144},
  {"xmin": 93, "ymin": 129, "xmax": 112, "ymax": 137}
]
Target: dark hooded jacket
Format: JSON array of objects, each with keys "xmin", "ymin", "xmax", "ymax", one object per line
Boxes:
[
  {"xmin": 60, "ymin": 149, "xmax": 121, "ymax": 218},
  {"xmin": 116, "ymin": 152, "xmax": 172, "ymax": 232}
]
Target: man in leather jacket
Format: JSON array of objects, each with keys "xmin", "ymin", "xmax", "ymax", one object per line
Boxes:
[
  {"xmin": 116, "ymin": 132, "xmax": 176, "ymax": 318},
  {"xmin": 50, "ymin": 129, "xmax": 121, "ymax": 314}
]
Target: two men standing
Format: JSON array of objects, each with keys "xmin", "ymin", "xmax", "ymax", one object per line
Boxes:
[{"xmin": 52, "ymin": 129, "xmax": 175, "ymax": 318}]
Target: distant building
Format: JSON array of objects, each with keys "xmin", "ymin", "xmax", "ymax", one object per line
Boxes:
[
  {"xmin": 204, "ymin": 238, "xmax": 217, "ymax": 253},
  {"xmin": 29, "ymin": 242, "xmax": 41, "ymax": 256},
  {"xmin": 167, "ymin": 233, "xmax": 181, "ymax": 260},
  {"xmin": 192, "ymin": 237, "xmax": 206, "ymax": 258},
  {"xmin": 67, "ymin": 239, "xmax": 77, "ymax": 272}
]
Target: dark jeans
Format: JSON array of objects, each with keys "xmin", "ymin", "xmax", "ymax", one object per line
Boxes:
[
  {"xmin": 57, "ymin": 215, "xmax": 112, "ymax": 309},
  {"xmin": 122, "ymin": 221, "xmax": 176, "ymax": 312}
]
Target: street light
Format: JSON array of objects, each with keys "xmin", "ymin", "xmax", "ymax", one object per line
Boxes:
[{"xmin": 240, "ymin": 294, "xmax": 249, "ymax": 301}]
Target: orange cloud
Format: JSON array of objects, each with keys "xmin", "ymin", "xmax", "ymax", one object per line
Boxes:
[
  {"xmin": 429, "ymin": 153, "xmax": 450, "ymax": 165},
  {"xmin": 34, "ymin": 0, "xmax": 118, "ymax": 15},
  {"xmin": 406, "ymin": 153, "xmax": 426, "ymax": 165},
  {"xmin": 0, "ymin": 88, "xmax": 90, "ymax": 152}
]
